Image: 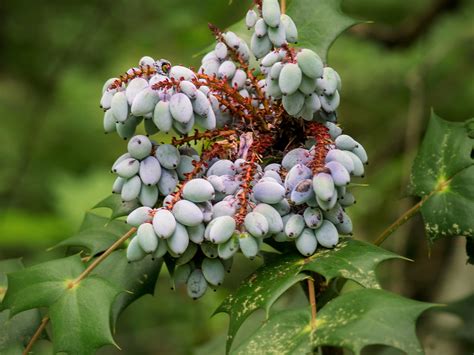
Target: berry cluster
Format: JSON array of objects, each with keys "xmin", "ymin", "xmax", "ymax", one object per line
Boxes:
[{"xmin": 99, "ymin": 0, "xmax": 368, "ymax": 298}]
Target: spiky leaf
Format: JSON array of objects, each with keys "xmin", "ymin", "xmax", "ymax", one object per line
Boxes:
[
  {"xmin": 1, "ymin": 255, "xmax": 121, "ymax": 354},
  {"xmin": 0, "ymin": 310, "xmax": 43, "ymax": 354},
  {"xmin": 0, "ymin": 259, "xmax": 23, "ymax": 301},
  {"xmin": 0, "ymin": 259, "xmax": 43, "ymax": 353},
  {"xmin": 49, "ymin": 276, "xmax": 119, "ymax": 354},
  {"xmin": 94, "ymin": 194, "xmax": 139, "ymax": 220},
  {"xmin": 217, "ymin": 239, "xmax": 403, "ymax": 352},
  {"xmin": 301, "ymin": 239, "xmax": 406, "ymax": 288},
  {"xmin": 53, "ymin": 212, "xmax": 129, "ymax": 256},
  {"xmin": 92, "ymin": 250, "xmax": 163, "ymax": 326},
  {"xmin": 409, "ymin": 113, "xmax": 474, "ymax": 244},
  {"xmin": 1, "ymin": 256, "xmax": 85, "ymax": 315},
  {"xmin": 233, "ymin": 289, "xmax": 436, "ymax": 355},
  {"xmin": 286, "ymin": 0, "xmax": 360, "ymax": 62},
  {"xmin": 216, "ymin": 254, "xmax": 309, "ymax": 353}
]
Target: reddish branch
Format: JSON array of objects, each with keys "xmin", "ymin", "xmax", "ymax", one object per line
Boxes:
[
  {"xmin": 108, "ymin": 65, "xmax": 157, "ymax": 91},
  {"xmin": 254, "ymin": 133, "xmax": 276, "ymax": 155},
  {"xmin": 280, "ymin": 44, "xmax": 298, "ymax": 64},
  {"xmin": 235, "ymin": 149, "xmax": 258, "ymax": 227},
  {"xmin": 108, "ymin": 24, "xmax": 289, "ymax": 132},
  {"xmin": 171, "ymin": 129, "xmax": 236, "ymax": 146},
  {"xmin": 234, "ymin": 134, "xmax": 274, "ymax": 226},
  {"xmin": 305, "ymin": 122, "xmax": 334, "ymax": 174},
  {"xmin": 150, "ymin": 77, "xmax": 181, "ymax": 92},
  {"xmin": 254, "ymin": 0, "xmax": 263, "ymax": 14},
  {"xmin": 197, "ymin": 74, "xmax": 263, "ymax": 124},
  {"xmin": 148, "ymin": 70, "xmax": 272, "ymax": 132},
  {"xmin": 195, "ymin": 74, "xmax": 256, "ymax": 120}
]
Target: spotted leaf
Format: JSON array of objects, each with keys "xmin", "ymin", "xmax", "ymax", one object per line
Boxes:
[
  {"xmin": 216, "ymin": 239, "xmax": 404, "ymax": 352},
  {"xmin": 409, "ymin": 112, "xmax": 474, "ymax": 245},
  {"xmin": 232, "ymin": 289, "xmax": 436, "ymax": 355}
]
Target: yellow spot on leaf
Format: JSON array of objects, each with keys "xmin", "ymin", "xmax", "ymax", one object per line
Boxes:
[{"xmin": 435, "ymin": 176, "xmax": 450, "ymax": 193}]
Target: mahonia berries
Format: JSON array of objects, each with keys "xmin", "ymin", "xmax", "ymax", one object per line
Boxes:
[{"xmin": 99, "ymin": 0, "xmax": 367, "ymax": 299}]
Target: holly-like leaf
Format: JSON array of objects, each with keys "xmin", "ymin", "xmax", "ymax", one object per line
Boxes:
[
  {"xmin": 0, "ymin": 309, "xmax": 43, "ymax": 354},
  {"xmin": 286, "ymin": 0, "xmax": 361, "ymax": 62},
  {"xmin": 301, "ymin": 239, "xmax": 406, "ymax": 289},
  {"xmin": 94, "ymin": 194, "xmax": 139, "ymax": 220},
  {"xmin": 0, "ymin": 258, "xmax": 23, "ymax": 301},
  {"xmin": 409, "ymin": 112, "xmax": 474, "ymax": 243},
  {"xmin": 1, "ymin": 256, "xmax": 84, "ymax": 316},
  {"xmin": 217, "ymin": 239, "xmax": 403, "ymax": 352},
  {"xmin": 216, "ymin": 254, "xmax": 309, "ymax": 353},
  {"xmin": 52, "ymin": 212, "xmax": 130, "ymax": 256},
  {"xmin": 310, "ymin": 289, "xmax": 436, "ymax": 353},
  {"xmin": 232, "ymin": 308, "xmax": 312, "ymax": 355},
  {"xmin": 78, "ymin": 212, "xmax": 130, "ymax": 236},
  {"xmin": 1, "ymin": 255, "xmax": 121, "ymax": 354},
  {"xmin": 233, "ymin": 289, "xmax": 436, "ymax": 355},
  {"xmin": 92, "ymin": 250, "xmax": 163, "ymax": 327},
  {"xmin": 0, "ymin": 258, "xmax": 43, "ymax": 353},
  {"xmin": 49, "ymin": 276, "xmax": 119, "ymax": 354}
]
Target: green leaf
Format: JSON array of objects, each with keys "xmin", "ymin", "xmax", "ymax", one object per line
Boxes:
[
  {"xmin": 0, "ymin": 309, "xmax": 43, "ymax": 353},
  {"xmin": 0, "ymin": 258, "xmax": 43, "ymax": 353},
  {"xmin": 78, "ymin": 212, "xmax": 128, "ymax": 236},
  {"xmin": 286, "ymin": 0, "xmax": 360, "ymax": 62},
  {"xmin": 49, "ymin": 276, "xmax": 119, "ymax": 355},
  {"xmin": 409, "ymin": 112, "xmax": 474, "ymax": 243},
  {"xmin": 301, "ymin": 239, "xmax": 405, "ymax": 288},
  {"xmin": 216, "ymin": 254, "xmax": 309, "ymax": 353},
  {"xmin": 1, "ymin": 255, "xmax": 122, "ymax": 354},
  {"xmin": 233, "ymin": 289, "xmax": 436, "ymax": 355},
  {"xmin": 92, "ymin": 250, "xmax": 163, "ymax": 327},
  {"xmin": 217, "ymin": 239, "xmax": 403, "ymax": 352},
  {"xmin": 1, "ymin": 255, "xmax": 84, "ymax": 316},
  {"xmin": 232, "ymin": 308, "xmax": 312, "ymax": 355},
  {"xmin": 0, "ymin": 258, "xmax": 23, "ymax": 299},
  {"xmin": 311, "ymin": 289, "xmax": 436, "ymax": 353},
  {"xmin": 52, "ymin": 212, "xmax": 130, "ymax": 256},
  {"xmin": 93, "ymin": 194, "xmax": 139, "ymax": 220}
]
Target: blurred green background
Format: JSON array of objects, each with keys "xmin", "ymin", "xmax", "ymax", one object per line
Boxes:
[{"xmin": 1, "ymin": 0, "xmax": 473, "ymax": 354}]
